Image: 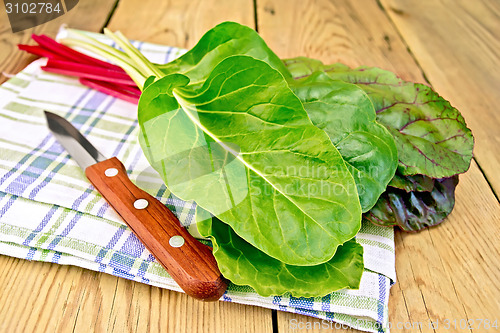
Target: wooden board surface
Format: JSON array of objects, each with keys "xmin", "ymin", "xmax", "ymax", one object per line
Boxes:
[
  {"xmin": 107, "ymin": 0, "xmax": 255, "ymax": 47},
  {"xmin": 380, "ymin": 0, "xmax": 500, "ymax": 198},
  {"xmin": 0, "ymin": 0, "xmax": 499, "ymax": 332},
  {"xmin": 0, "ymin": 255, "xmax": 272, "ymax": 333}
]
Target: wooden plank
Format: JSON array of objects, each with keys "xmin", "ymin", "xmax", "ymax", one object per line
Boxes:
[
  {"xmin": 256, "ymin": 0, "xmax": 500, "ymax": 332},
  {"xmin": 0, "ymin": 255, "xmax": 272, "ymax": 332},
  {"xmin": 380, "ymin": 0, "xmax": 500, "ymax": 198},
  {"xmin": 390, "ymin": 160, "xmax": 500, "ymax": 333},
  {"xmin": 107, "ymin": 0, "xmax": 255, "ymax": 48},
  {"xmin": 256, "ymin": 0, "xmax": 424, "ymax": 82},
  {"xmin": 0, "ymin": 0, "xmax": 118, "ymax": 84}
]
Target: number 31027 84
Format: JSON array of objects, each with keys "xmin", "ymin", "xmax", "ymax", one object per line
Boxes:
[{"xmin": 5, "ymin": 2, "xmax": 62, "ymax": 14}]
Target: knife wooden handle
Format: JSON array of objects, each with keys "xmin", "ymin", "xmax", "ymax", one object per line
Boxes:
[{"xmin": 85, "ymin": 157, "xmax": 227, "ymax": 301}]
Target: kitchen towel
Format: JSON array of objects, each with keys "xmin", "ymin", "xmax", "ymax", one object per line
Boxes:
[{"xmin": 0, "ymin": 29, "xmax": 395, "ymax": 333}]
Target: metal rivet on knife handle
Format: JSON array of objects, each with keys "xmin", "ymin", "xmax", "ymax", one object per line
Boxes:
[
  {"xmin": 169, "ymin": 235, "xmax": 185, "ymax": 248},
  {"xmin": 85, "ymin": 157, "xmax": 228, "ymax": 301},
  {"xmin": 133, "ymin": 199, "xmax": 149, "ymax": 209},
  {"xmin": 105, "ymin": 168, "xmax": 119, "ymax": 177}
]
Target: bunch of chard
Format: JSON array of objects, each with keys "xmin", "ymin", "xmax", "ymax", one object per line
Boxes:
[
  {"xmin": 19, "ymin": 34, "xmax": 140, "ymax": 103},
  {"xmin": 283, "ymin": 58, "xmax": 472, "ymax": 232},
  {"xmin": 18, "ymin": 22, "xmax": 473, "ymax": 297},
  {"xmin": 19, "ymin": 25, "xmax": 473, "ymax": 235}
]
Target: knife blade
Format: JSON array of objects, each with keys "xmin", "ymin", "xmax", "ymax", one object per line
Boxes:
[{"xmin": 44, "ymin": 111, "xmax": 227, "ymax": 301}]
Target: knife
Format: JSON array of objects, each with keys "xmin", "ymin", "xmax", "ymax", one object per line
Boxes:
[{"xmin": 44, "ymin": 111, "xmax": 227, "ymax": 301}]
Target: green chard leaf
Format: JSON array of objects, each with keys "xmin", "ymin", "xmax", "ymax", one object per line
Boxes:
[
  {"xmin": 197, "ymin": 213, "xmax": 364, "ymax": 297},
  {"xmin": 139, "ymin": 55, "xmax": 362, "ymax": 266},
  {"xmin": 288, "ymin": 72, "xmax": 398, "ymax": 212},
  {"xmin": 158, "ymin": 21, "xmax": 292, "ymax": 85},
  {"xmin": 283, "ymin": 57, "xmax": 474, "ymax": 179},
  {"xmin": 388, "ymin": 171, "xmax": 435, "ymax": 193},
  {"xmin": 364, "ymin": 176, "xmax": 459, "ymax": 232}
]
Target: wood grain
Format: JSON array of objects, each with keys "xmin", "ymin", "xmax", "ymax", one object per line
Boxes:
[
  {"xmin": 0, "ymin": 255, "xmax": 272, "ymax": 333},
  {"xmin": 107, "ymin": 0, "xmax": 255, "ymax": 48},
  {"xmin": 391, "ymin": 159, "xmax": 500, "ymax": 333},
  {"xmin": 257, "ymin": 0, "xmax": 424, "ymax": 82},
  {"xmin": 85, "ymin": 157, "xmax": 227, "ymax": 301},
  {"xmin": 0, "ymin": 0, "xmax": 118, "ymax": 84},
  {"xmin": 257, "ymin": 0, "xmax": 500, "ymax": 332},
  {"xmin": 380, "ymin": 0, "xmax": 500, "ymax": 198}
]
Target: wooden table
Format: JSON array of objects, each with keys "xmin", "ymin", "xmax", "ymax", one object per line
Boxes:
[{"xmin": 0, "ymin": 1, "xmax": 499, "ymax": 332}]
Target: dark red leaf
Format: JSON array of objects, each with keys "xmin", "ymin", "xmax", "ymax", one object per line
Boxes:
[{"xmin": 364, "ymin": 176, "xmax": 459, "ymax": 232}]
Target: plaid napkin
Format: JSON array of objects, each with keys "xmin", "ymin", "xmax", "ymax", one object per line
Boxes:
[{"xmin": 0, "ymin": 30, "xmax": 396, "ymax": 333}]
